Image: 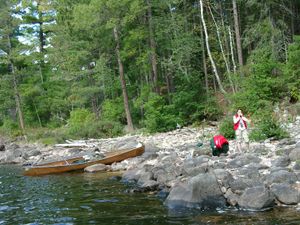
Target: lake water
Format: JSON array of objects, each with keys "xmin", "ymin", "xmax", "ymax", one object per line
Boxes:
[{"xmin": 0, "ymin": 165, "xmax": 299, "ymax": 225}]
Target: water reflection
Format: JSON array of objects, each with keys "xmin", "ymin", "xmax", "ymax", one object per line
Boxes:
[{"xmin": 0, "ymin": 165, "xmax": 299, "ymax": 225}]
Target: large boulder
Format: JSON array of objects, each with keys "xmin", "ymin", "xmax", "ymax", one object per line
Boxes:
[
  {"xmin": 272, "ymin": 156, "xmax": 290, "ymax": 167},
  {"xmin": 122, "ymin": 168, "xmax": 146, "ymax": 182},
  {"xmin": 229, "ymin": 178, "xmax": 262, "ymax": 194},
  {"xmin": 227, "ymin": 154, "xmax": 261, "ymax": 168},
  {"xmin": 263, "ymin": 170, "xmax": 298, "ymax": 185},
  {"xmin": 238, "ymin": 186, "xmax": 275, "ymax": 210},
  {"xmin": 213, "ymin": 169, "xmax": 234, "ymax": 188},
  {"xmin": 0, "ymin": 148, "xmax": 23, "ymax": 164},
  {"xmin": 165, "ymin": 172, "xmax": 226, "ymax": 209},
  {"xmin": 270, "ymin": 183, "xmax": 299, "ymax": 205}
]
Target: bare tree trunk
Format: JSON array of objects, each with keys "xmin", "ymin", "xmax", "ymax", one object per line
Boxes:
[
  {"xmin": 113, "ymin": 26, "xmax": 134, "ymax": 132},
  {"xmin": 208, "ymin": 5, "xmax": 235, "ymax": 93},
  {"xmin": 8, "ymin": 36, "xmax": 25, "ymax": 134},
  {"xmin": 37, "ymin": 1, "xmax": 45, "ymax": 83},
  {"xmin": 232, "ymin": 0, "xmax": 243, "ymax": 68},
  {"xmin": 33, "ymin": 102, "xmax": 42, "ymax": 127},
  {"xmin": 199, "ymin": 0, "xmax": 227, "ymax": 95},
  {"xmin": 146, "ymin": 0, "xmax": 159, "ymax": 94},
  {"xmin": 228, "ymin": 26, "xmax": 237, "ymax": 74},
  {"xmin": 200, "ymin": 22, "xmax": 209, "ymax": 98}
]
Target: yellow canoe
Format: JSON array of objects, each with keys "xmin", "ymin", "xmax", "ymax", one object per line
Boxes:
[{"xmin": 23, "ymin": 143, "xmax": 145, "ymax": 176}]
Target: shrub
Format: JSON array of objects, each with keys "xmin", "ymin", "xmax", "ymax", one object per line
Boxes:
[
  {"xmin": 0, "ymin": 118, "xmax": 21, "ymax": 137},
  {"xmin": 67, "ymin": 108, "xmax": 95, "ymax": 137},
  {"xmin": 84, "ymin": 120, "xmax": 123, "ymax": 138},
  {"xmin": 143, "ymin": 93, "xmax": 183, "ymax": 133},
  {"xmin": 219, "ymin": 116, "xmax": 235, "ymax": 140},
  {"xmin": 66, "ymin": 108, "xmax": 123, "ymax": 139},
  {"xmin": 249, "ymin": 111, "xmax": 289, "ymax": 141},
  {"xmin": 101, "ymin": 98, "xmax": 125, "ymax": 123}
]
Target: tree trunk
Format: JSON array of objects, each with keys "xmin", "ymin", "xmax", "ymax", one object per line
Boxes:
[
  {"xmin": 8, "ymin": 35, "xmax": 25, "ymax": 134},
  {"xmin": 208, "ymin": 5, "xmax": 235, "ymax": 93},
  {"xmin": 113, "ymin": 26, "xmax": 134, "ymax": 132},
  {"xmin": 200, "ymin": 22, "xmax": 209, "ymax": 98},
  {"xmin": 146, "ymin": 0, "xmax": 159, "ymax": 94},
  {"xmin": 38, "ymin": 1, "xmax": 45, "ymax": 83},
  {"xmin": 199, "ymin": 0, "xmax": 227, "ymax": 95},
  {"xmin": 232, "ymin": 0, "xmax": 243, "ymax": 68},
  {"xmin": 228, "ymin": 26, "xmax": 237, "ymax": 74}
]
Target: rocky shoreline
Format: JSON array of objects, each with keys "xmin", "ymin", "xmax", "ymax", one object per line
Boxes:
[{"xmin": 0, "ymin": 116, "xmax": 300, "ymax": 211}]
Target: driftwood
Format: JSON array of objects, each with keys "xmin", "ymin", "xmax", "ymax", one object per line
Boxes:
[{"xmin": 54, "ymin": 140, "xmax": 96, "ymax": 148}]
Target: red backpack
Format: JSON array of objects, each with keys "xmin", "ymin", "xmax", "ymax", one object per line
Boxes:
[{"xmin": 213, "ymin": 135, "xmax": 228, "ymax": 149}]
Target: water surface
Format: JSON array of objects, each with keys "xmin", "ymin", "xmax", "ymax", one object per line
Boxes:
[{"xmin": 0, "ymin": 165, "xmax": 299, "ymax": 224}]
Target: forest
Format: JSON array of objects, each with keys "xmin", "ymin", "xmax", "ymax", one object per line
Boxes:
[{"xmin": 0, "ymin": 0, "xmax": 299, "ymax": 143}]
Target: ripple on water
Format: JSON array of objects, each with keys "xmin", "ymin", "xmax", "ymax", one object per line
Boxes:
[
  {"xmin": 93, "ymin": 198, "xmax": 119, "ymax": 203},
  {"xmin": 0, "ymin": 205, "xmax": 19, "ymax": 212}
]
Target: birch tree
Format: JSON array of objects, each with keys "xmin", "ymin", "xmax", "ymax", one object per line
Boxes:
[{"xmin": 199, "ymin": 0, "xmax": 226, "ymax": 94}]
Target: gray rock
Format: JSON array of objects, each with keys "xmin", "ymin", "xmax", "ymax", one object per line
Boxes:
[
  {"xmin": 183, "ymin": 165, "xmax": 208, "ymax": 176},
  {"xmin": 182, "ymin": 156, "xmax": 210, "ymax": 176},
  {"xmin": 228, "ymin": 154, "xmax": 261, "ymax": 168},
  {"xmin": 246, "ymin": 162, "xmax": 269, "ymax": 170},
  {"xmin": 289, "ymin": 147, "xmax": 300, "ymax": 161},
  {"xmin": 137, "ymin": 171, "xmax": 154, "ymax": 186},
  {"xmin": 293, "ymin": 162, "xmax": 300, "ymax": 170},
  {"xmin": 213, "ymin": 169, "xmax": 234, "ymax": 188},
  {"xmin": 122, "ymin": 168, "xmax": 145, "ymax": 182},
  {"xmin": 270, "ymin": 167, "xmax": 289, "ymax": 173},
  {"xmin": 264, "ymin": 170, "xmax": 298, "ymax": 185},
  {"xmin": 139, "ymin": 180, "xmax": 159, "ymax": 190},
  {"xmin": 270, "ymin": 183, "xmax": 299, "ymax": 205},
  {"xmin": 213, "ymin": 161, "xmax": 227, "ymax": 169},
  {"xmin": 224, "ymin": 188, "xmax": 240, "ymax": 206},
  {"xmin": 22, "ymin": 149, "xmax": 41, "ymax": 160},
  {"xmin": 230, "ymin": 178, "xmax": 262, "ymax": 193},
  {"xmin": 277, "ymin": 138, "xmax": 296, "ymax": 146},
  {"xmin": 84, "ymin": 163, "xmax": 107, "ymax": 173},
  {"xmin": 238, "ymin": 168, "xmax": 261, "ymax": 179},
  {"xmin": 155, "ymin": 170, "xmax": 176, "ymax": 187},
  {"xmin": 0, "ymin": 149, "xmax": 23, "ymax": 164},
  {"xmin": 112, "ymin": 137, "xmax": 139, "ymax": 149},
  {"xmin": 142, "ymin": 142, "xmax": 160, "ymax": 160},
  {"xmin": 165, "ymin": 173, "xmax": 226, "ymax": 209},
  {"xmin": 238, "ymin": 186, "xmax": 275, "ymax": 210},
  {"xmin": 272, "ymin": 156, "xmax": 290, "ymax": 167}
]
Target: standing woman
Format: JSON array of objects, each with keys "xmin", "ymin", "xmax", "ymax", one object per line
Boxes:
[{"xmin": 233, "ymin": 109, "xmax": 251, "ymax": 152}]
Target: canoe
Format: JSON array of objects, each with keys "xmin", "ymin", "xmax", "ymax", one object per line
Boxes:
[{"xmin": 23, "ymin": 143, "xmax": 145, "ymax": 176}]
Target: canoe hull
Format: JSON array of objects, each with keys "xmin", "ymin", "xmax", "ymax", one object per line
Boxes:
[{"xmin": 24, "ymin": 144, "xmax": 145, "ymax": 176}]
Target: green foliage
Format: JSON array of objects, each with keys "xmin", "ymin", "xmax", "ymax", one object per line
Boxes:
[
  {"xmin": 143, "ymin": 93, "xmax": 183, "ymax": 133},
  {"xmin": 67, "ymin": 108, "xmax": 95, "ymax": 137},
  {"xmin": 0, "ymin": 118, "xmax": 21, "ymax": 137},
  {"xmin": 0, "ymin": 0, "xmax": 299, "ymax": 141},
  {"xmin": 249, "ymin": 111, "xmax": 289, "ymax": 141},
  {"xmin": 83, "ymin": 120, "xmax": 123, "ymax": 138},
  {"xmin": 219, "ymin": 117, "xmax": 235, "ymax": 140},
  {"xmin": 284, "ymin": 36, "xmax": 300, "ymax": 102},
  {"xmin": 66, "ymin": 108, "xmax": 123, "ymax": 138},
  {"xmin": 231, "ymin": 58, "xmax": 284, "ymax": 114},
  {"xmin": 101, "ymin": 98, "xmax": 125, "ymax": 123}
]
